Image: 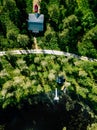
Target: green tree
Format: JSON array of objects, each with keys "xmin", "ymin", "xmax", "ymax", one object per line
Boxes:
[
  {"xmin": 40, "ymin": 24, "xmax": 59, "ymax": 49},
  {"xmin": 17, "ymin": 34, "xmax": 29, "ymax": 48},
  {"xmin": 48, "ymin": 4, "xmax": 60, "ymax": 31},
  {"xmin": 78, "ymin": 41, "xmax": 97, "ymax": 58},
  {"xmin": 59, "ymin": 15, "xmax": 79, "ymax": 52},
  {"xmin": 83, "ymin": 25, "xmax": 97, "ymax": 47},
  {"xmin": 81, "ymin": 11, "xmax": 95, "ymax": 31},
  {"xmin": 7, "ymin": 29, "xmax": 18, "ymax": 41}
]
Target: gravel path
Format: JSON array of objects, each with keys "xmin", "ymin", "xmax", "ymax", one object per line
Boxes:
[{"xmin": 0, "ymin": 49, "xmax": 97, "ymax": 62}]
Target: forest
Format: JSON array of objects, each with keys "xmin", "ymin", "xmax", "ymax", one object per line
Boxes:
[
  {"xmin": 0, "ymin": 0, "xmax": 97, "ymax": 130},
  {"xmin": 0, "ymin": 0, "xmax": 97, "ymax": 58}
]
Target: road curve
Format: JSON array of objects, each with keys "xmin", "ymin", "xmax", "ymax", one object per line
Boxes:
[{"xmin": 0, "ymin": 49, "xmax": 97, "ymax": 62}]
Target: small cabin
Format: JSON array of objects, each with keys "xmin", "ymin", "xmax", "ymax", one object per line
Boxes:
[
  {"xmin": 28, "ymin": 13, "xmax": 44, "ymax": 33},
  {"xmin": 56, "ymin": 76, "xmax": 65, "ymax": 86}
]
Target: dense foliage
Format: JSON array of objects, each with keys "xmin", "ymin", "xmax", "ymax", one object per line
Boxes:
[
  {"xmin": 0, "ymin": 0, "xmax": 97, "ymax": 58},
  {"xmin": 0, "ymin": 0, "xmax": 97, "ymax": 129},
  {"xmin": 0, "ymin": 53, "xmax": 97, "ymax": 129}
]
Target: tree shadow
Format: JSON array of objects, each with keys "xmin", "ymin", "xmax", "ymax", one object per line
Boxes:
[{"xmin": 0, "ymin": 92, "xmax": 95, "ymax": 130}]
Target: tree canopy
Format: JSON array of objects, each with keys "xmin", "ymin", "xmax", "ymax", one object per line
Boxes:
[
  {"xmin": 0, "ymin": 0, "xmax": 97, "ymax": 129},
  {"xmin": 0, "ymin": 0, "xmax": 97, "ymax": 58}
]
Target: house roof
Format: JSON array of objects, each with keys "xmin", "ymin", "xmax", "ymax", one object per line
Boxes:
[
  {"xmin": 28, "ymin": 13, "xmax": 44, "ymax": 23},
  {"xmin": 28, "ymin": 13, "xmax": 44, "ymax": 33}
]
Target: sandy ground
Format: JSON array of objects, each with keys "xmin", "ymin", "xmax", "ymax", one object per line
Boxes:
[{"xmin": 33, "ymin": 37, "xmax": 38, "ymax": 49}]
